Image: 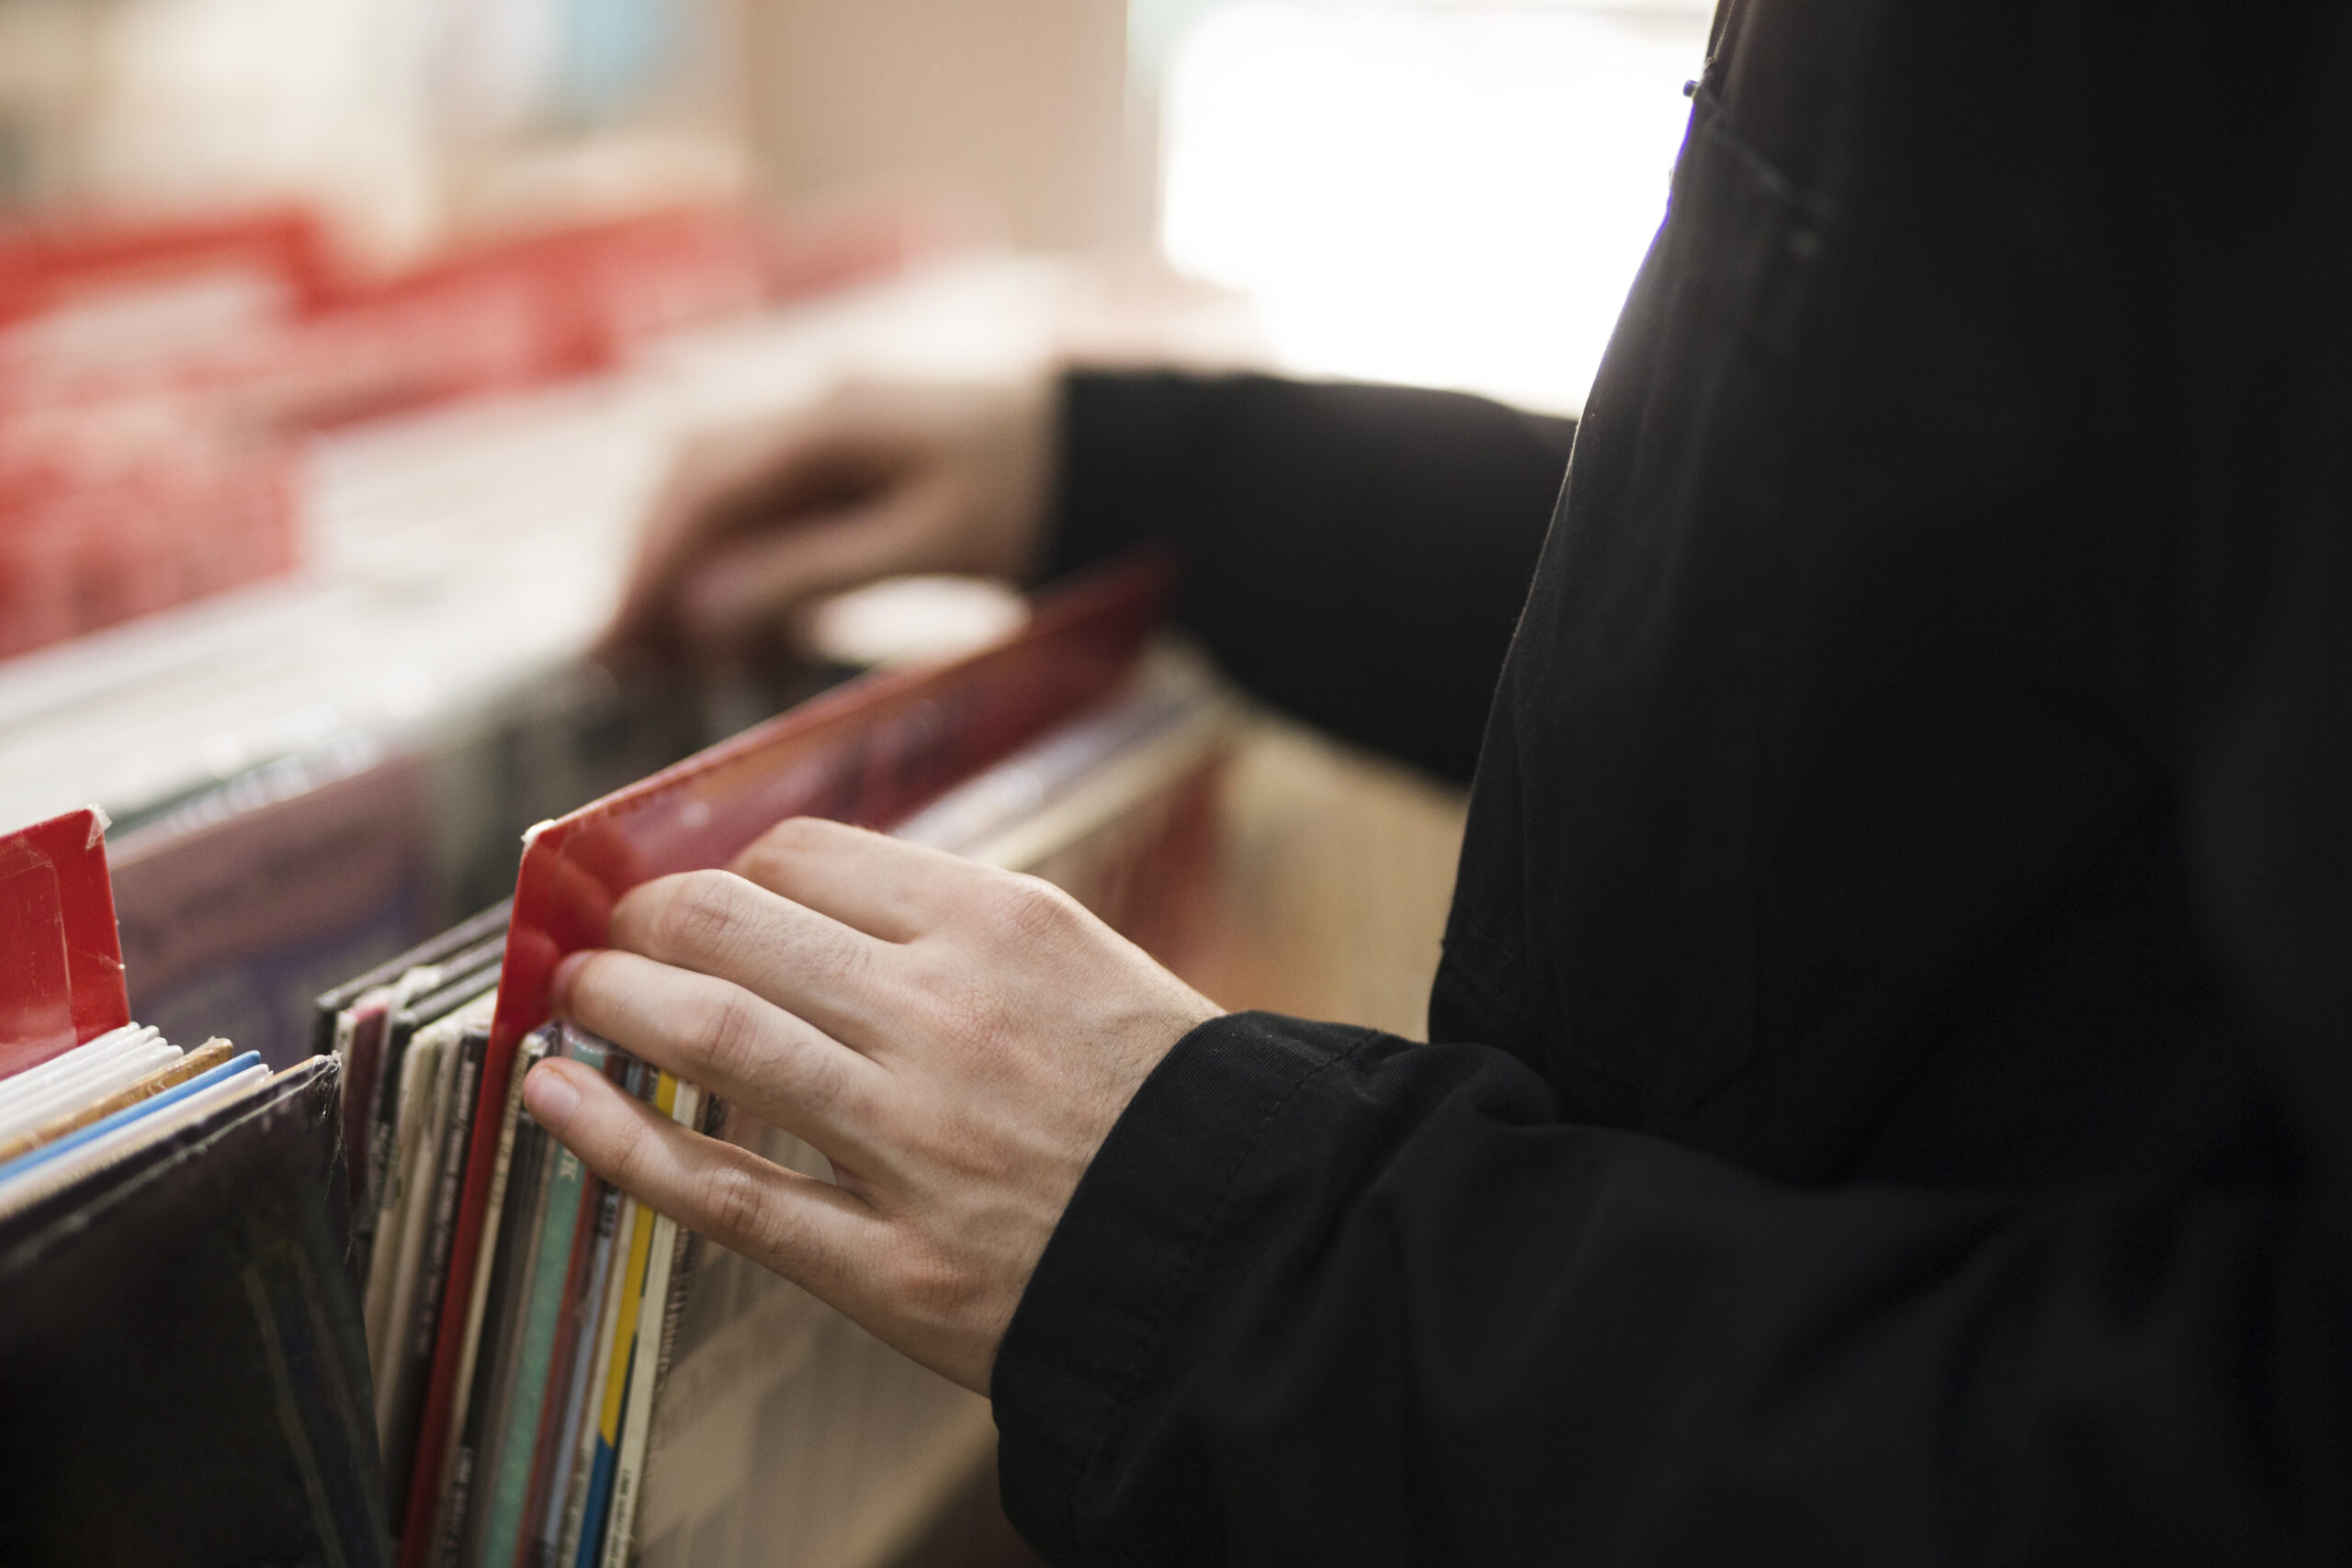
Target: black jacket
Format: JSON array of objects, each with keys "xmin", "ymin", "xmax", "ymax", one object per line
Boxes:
[{"xmin": 995, "ymin": 3, "xmax": 2352, "ymax": 1562}]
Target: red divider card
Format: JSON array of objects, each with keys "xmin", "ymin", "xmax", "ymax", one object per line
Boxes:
[
  {"xmin": 0, "ymin": 807, "xmax": 131, "ymax": 1082},
  {"xmin": 398, "ymin": 553, "xmax": 1171, "ymax": 1562}
]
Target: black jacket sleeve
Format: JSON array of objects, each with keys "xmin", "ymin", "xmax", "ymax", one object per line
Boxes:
[
  {"xmin": 1046, "ymin": 372, "xmax": 1572, "ymax": 785},
  {"xmin": 995, "ymin": 1011, "xmax": 2351, "ymax": 1565}
]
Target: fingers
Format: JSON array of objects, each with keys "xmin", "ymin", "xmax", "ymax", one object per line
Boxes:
[
  {"xmin": 672, "ymin": 493, "xmax": 938, "ymax": 645},
  {"xmin": 609, "ymin": 409, "xmax": 911, "ymax": 652},
  {"xmin": 523, "ymin": 1056, "xmax": 871, "ymax": 1297},
  {"xmin": 605, "ymin": 374, "xmax": 1058, "ymax": 665},
  {"xmin": 607, "ymin": 423, "xmax": 807, "ymax": 650},
  {"xmin": 729, "ymin": 817, "xmax": 989, "ymax": 942},
  {"xmin": 605, "ymin": 868, "xmax": 906, "ymax": 1046},
  {"xmin": 555, "ymin": 947, "xmax": 893, "ymax": 1166}
]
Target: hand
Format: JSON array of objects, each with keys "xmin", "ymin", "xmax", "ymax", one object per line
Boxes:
[
  {"xmin": 520, "ymin": 816, "xmax": 1222, "ymax": 1393},
  {"xmin": 608, "ymin": 377, "xmax": 1059, "ymax": 657}
]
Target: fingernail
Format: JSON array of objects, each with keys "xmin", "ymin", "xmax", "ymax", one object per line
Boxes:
[
  {"xmin": 525, "ymin": 1062, "xmax": 582, "ymax": 1132},
  {"xmin": 550, "ymin": 952, "xmax": 591, "ymax": 1013}
]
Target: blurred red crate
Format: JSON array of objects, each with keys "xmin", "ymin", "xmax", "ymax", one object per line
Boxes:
[
  {"xmin": 0, "ymin": 203, "xmax": 932, "ymax": 660},
  {"xmin": 0, "ymin": 207, "xmax": 337, "ymax": 331},
  {"xmin": 0, "ymin": 393, "xmax": 294, "ymax": 658}
]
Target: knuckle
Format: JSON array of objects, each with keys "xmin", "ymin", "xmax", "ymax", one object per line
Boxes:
[
  {"xmin": 894, "ymin": 1243, "xmax": 981, "ymax": 1323},
  {"xmin": 654, "ymin": 870, "xmax": 745, "ymax": 963},
  {"xmin": 927, "ymin": 976, "xmax": 1008, "ymax": 1049},
  {"xmin": 693, "ymin": 987, "xmax": 767, "ymax": 1085},
  {"xmin": 989, "ymin": 874, "xmax": 1076, "ymax": 947},
  {"xmin": 703, "ymin": 1160, "xmax": 772, "ymax": 1255},
  {"xmin": 605, "ymin": 1106, "xmax": 661, "ymax": 1190}
]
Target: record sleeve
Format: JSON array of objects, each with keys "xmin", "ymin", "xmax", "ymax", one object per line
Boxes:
[
  {"xmin": 311, "ymin": 900, "xmax": 514, "ymax": 1058},
  {"xmin": 0, "ymin": 1055, "xmax": 390, "ymax": 1567}
]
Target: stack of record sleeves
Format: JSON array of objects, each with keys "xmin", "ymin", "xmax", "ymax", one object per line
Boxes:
[
  {"xmin": 320, "ymin": 901, "xmax": 730, "ymax": 1568},
  {"xmin": 0, "ymin": 1025, "xmax": 255, "ymax": 1199}
]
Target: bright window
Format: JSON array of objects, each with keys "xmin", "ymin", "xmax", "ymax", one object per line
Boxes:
[{"xmin": 1159, "ymin": 1, "xmax": 1711, "ymax": 415}]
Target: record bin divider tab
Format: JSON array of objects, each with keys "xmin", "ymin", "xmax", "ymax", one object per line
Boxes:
[{"xmin": 0, "ymin": 806, "xmax": 132, "ymax": 1082}]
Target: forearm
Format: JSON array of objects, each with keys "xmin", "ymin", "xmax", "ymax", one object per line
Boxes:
[
  {"xmin": 993, "ymin": 1012, "xmax": 2352, "ymax": 1566},
  {"xmin": 1047, "ymin": 372, "xmax": 1572, "ymax": 784}
]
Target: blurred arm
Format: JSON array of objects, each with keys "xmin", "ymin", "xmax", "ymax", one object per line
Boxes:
[{"xmin": 1048, "ymin": 371, "xmax": 1573, "ymax": 784}]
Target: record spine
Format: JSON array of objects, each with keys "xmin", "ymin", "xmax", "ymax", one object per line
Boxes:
[
  {"xmin": 401, "ymin": 985, "xmax": 527, "ymax": 1565},
  {"xmin": 366, "ymin": 1026, "xmax": 443, "ymax": 1439},
  {"xmin": 429, "ymin": 1029, "xmax": 544, "ymax": 1565},
  {"xmin": 519, "ymin": 1031, "xmax": 616, "ymax": 1568},
  {"xmin": 572, "ymin": 1069, "xmax": 667, "ymax": 1568},
  {"xmin": 341, "ymin": 989, "xmax": 395, "ymax": 1270},
  {"xmin": 554, "ymin": 1059, "xmax": 648, "ymax": 1568},
  {"xmin": 390, "ymin": 1025, "xmax": 484, "ymax": 1529},
  {"xmin": 475, "ymin": 1125, "xmax": 591, "ymax": 1568},
  {"xmin": 598, "ymin": 1078, "xmax": 700, "ymax": 1568},
  {"xmin": 461, "ymin": 1087, "xmax": 560, "ymax": 1564},
  {"xmin": 554, "ymin": 1190, "xmax": 634, "ymax": 1568}
]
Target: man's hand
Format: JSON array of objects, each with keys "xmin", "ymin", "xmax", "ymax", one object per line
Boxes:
[
  {"xmin": 520, "ymin": 816, "xmax": 1221, "ymax": 1393},
  {"xmin": 608, "ymin": 378, "xmax": 1058, "ymax": 658}
]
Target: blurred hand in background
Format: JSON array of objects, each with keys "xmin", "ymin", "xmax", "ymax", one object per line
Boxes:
[{"xmin": 607, "ymin": 376, "xmax": 1060, "ymax": 660}]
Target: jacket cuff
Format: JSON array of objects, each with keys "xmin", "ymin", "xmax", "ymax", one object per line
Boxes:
[{"xmin": 991, "ymin": 1010, "xmax": 1375, "ymax": 1563}]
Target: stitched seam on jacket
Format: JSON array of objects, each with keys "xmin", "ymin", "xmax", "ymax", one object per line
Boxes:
[
  {"xmin": 1063, "ymin": 1021, "xmax": 1384, "ymax": 1563},
  {"xmin": 1439, "ymin": 912, "xmax": 1553, "ymax": 1038}
]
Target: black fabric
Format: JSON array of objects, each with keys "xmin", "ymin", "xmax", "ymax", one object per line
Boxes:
[
  {"xmin": 1049, "ymin": 372, "xmax": 1570, "ymax": 786},
  {"xmin": 1003, "ymin": 2, "xmax": 2352, "ymax": 1563}
]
